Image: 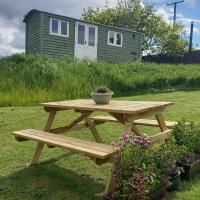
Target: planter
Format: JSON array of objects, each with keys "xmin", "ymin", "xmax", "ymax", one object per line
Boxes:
[
  {"xmin": 91, "ymin": 92, "xmax": 113, "ymax": 104},
  {"xmin": 182, "ymin": 159, "xmax": 200, "ymax": 180},
  {"xmin": 167, "ymin": 170, "xmax": 181, "ymax": 191}
]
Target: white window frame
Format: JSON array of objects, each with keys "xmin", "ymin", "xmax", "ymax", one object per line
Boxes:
[
  {"xmin": 107, "ymin": 30, "xmax": 123, "ymax": 47},
  {"xmin": 49, "ymin": 18, "xmax": 69, "ymax": 38}
]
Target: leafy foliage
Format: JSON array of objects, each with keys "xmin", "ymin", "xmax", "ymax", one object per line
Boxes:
[
  {"xmin": 1, "ymin": 53, "xmax": 200, "ymax": 106},
  {"xmin": 82, "ymin": 0, "xmax": 188, "ymax": 55},
  {"xmin": 173, "ymin": 121, "xmax": 200, "ymax": 154},
  {"xmin": 155, "ymin": 138, "xmax": 186, "ymax": 175},
  {"xmin": 112, "ymin": 135, "xmax": 165, "ymax": 200},
  {"xmin": 93, "ymin": 86, "xmax": 112, "ymax": 93}
]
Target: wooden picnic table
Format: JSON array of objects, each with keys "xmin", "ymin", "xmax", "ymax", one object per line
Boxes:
[
  {"xmin": 42, "ymin": 99, "xmax": 174, "ymax": 140},
  {"xmin": 13, "ymin": 99, "xmax": 175, "ymax": 196}
]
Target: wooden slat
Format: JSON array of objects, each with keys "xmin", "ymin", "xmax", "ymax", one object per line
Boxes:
[
  {"xmin": 109, "ymin": 113, "xmax": 125, "ymax": 123},
  {"xmin": 131, "ymin": 126, "xmax": 149, "ymax": 138},
  {"xmin": 85, "ymin": 118, "xmax": 103, "ymax": 143},
  {"xmin": 27, "ymin": 129, "xmax": 113, "ymax": 153},
  {"xmin": 12, "ymin": 129, "xmax": 117, "ymax": 159},
  {"xmin": 44, "ymin": 110, "xmax": 57, "ymax": 149},
  {"xmin": 42, "ymin": 100, "xmax": 173, "ymax": 115},
  {"xmin": 150, "ymin": 129, "xmax": 173, "ymax": 144},
  {"xmin": 90, "ymin": 116, "xmax": 177, "ymax": 128},
  {"xmin": 50, "ymin": 122, "xmax": 88, "ymax": 134},
  {"xmin": 134, "ymin": 119, "xmax": 177, "ymax": 128},
  {"xmin": 155, "ymin": 113, "xmax": 168, "ymax": 132},
  {"xmin": 50, "ymin": 121, "xmax": 104, "ymax": 134},
  {"xmin": 64, "ymin": 111, "xmax": 92, "ymax": 129},
  {"xmin": 15, "ymin": 129, "xmax": 114, "ymax": 153}
]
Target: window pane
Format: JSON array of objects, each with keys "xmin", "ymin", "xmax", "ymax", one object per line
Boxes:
[
  {"xmin": 61, "ymin": 21, "xmax": 67, "ymax": 35},
  {"xmin": 88, "ymin": 27, "xmax": 95, "ymax": 46},
  {"xmin": 52, "ymin": 19, "xmax": 58, "ymax": 33},
  {"xmin": 109, "ymin": 31, "xmax": 114, "ymax": 44},
  {"xmin": 78, "ymin": 25, "xmax": 85, "ymax": 45},
  {"xmin": 116, "ymin": 33, "xmax": 122, "ymax": 45}
]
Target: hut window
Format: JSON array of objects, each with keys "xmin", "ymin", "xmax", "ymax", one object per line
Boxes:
[
  {"xmin": 109, "ymin": 31, "xmax": 115, "ymax": 44},
  {"xmin": 108, "ymin": 31, "xmax": 123, "ymax": 47},
  {"xmin": 88, "ymin": 27, "xmax": 96, "ymax": 46},
  {"xmin": 50, "ymin": 18, "xmax": 69, "ymax": 37},
  {"xmin": 51, "ymin": 19, "xmax": 58, "ymax": 34},
  {"xmin": 61, "ymin": 21, "xmax": 68, "ymax": 35},
  {"xmin": 77, "ymin": 24, "xmax": 85, "ymax": 45}
]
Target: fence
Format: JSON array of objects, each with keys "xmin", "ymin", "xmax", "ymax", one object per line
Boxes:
[{"xmin": 143, "ymin": 50, "xmax": 200, "ymax": 64}]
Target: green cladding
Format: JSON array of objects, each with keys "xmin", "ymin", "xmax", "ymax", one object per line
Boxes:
[{"xmin": 24, "ymin": 9, "xmax": 142, "ymax": 63}]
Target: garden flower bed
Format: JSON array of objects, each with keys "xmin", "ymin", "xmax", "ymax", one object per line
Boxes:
[{"xmin": 104, "ymin": 120, "xmax": 200, "ymax": 200}]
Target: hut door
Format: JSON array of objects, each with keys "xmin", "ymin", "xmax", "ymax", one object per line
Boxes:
[{"xmin": 74, "ymin": 22, "xmax": 98, "ymax": 60}]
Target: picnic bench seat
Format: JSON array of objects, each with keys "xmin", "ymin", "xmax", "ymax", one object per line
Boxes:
[
  {"xmin": 12, "ymin": 129, "xmax": 117, "ymax": 164},
  {"xmin": 91, "ymin": 115, "xmax": 177, "ymax": 129}
]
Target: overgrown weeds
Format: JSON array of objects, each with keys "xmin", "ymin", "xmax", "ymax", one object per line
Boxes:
[{"xmin": 1, "ymin": 53, "xmax": 200, "ymax": 106}]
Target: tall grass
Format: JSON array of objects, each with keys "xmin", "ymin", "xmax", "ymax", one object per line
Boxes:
[{"xmin": 1, "ymin": 53, "xmax": 200, "ymax": 106}]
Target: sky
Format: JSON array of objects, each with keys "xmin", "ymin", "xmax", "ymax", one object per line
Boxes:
[{"xmin": 0, "ymin": 0, "xmax": 199, "ymax": 57}]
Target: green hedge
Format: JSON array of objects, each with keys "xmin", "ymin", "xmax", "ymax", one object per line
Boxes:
[{"xmin": 1, "ymin": 53, "xmax": 200, "ymax": 106}]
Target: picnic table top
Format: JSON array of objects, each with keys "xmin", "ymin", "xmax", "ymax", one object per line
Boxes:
[{"xmin": 42, "ymin": 99, "xmax": 173, "ymax": 114}]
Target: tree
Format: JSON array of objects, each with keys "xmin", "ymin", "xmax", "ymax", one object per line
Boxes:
[{"xmin": 82, "ymin": 0, "xmax": 188, "ymax": 55}]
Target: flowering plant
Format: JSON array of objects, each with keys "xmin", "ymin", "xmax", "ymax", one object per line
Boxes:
[
  {"xmin": 93, "ymin": 86, "xmax": 112, "ymax": 93},
  {"xmin": 111, "ymin": 134, "xmax": 165, "ymax": 200},
  {"xmin": 155, "ymin": 138, "xmax": 186, "ymax": 175},
  {"xmin": 173, "ymin": 120, "xmax": 200, "ymax": 164}
]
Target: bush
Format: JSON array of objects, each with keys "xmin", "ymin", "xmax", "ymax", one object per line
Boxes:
[
  {"xmin": 1, "ymin": 53, "xmax": 200, "ymax": 106},
  {"xmin": 111, "ymin": 135, "xmax": 166, "ymax": 200},
  {"xmin": 173, "ymin": 121, "xmax": 200, "ymax": 154},
  {"xmin": 173, "ymin": 120, "xmax": 200, "ymax": 164}
]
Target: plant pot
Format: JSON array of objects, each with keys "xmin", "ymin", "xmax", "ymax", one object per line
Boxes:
[
  {"xmin": 149, "ymin": 182, "xmax": 167, "ymax": 200},
  {"xmin": 91, "ymin": 92, "xmax": 113, "ymax": 104},
  {"xmin": 167, "ymin": 170, "xmax": 181, "ymax": 191},
  {"xmin": 182, "ymin": 159, "xmax": 200, "ymax": 180}
]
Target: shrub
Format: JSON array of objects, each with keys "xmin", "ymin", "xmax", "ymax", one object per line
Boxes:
[
  {"xmin": 173, "ymin": 121, "xmax": 200, "ymax": 154},
  {"xmin": 111, "ymin": 135, "xmax": 166, "ymax": 200},
  {"xmin": 1, "ymin": 53, "xmax": 200, "ymax": 106}
]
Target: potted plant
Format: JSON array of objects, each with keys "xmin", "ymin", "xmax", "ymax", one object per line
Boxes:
[
  {"xmin": 173, "ymin": 121, "xmax": 200, "ymax": 180},
  {"xmin": 105, "ymin": 134, "xmax": 168, "ymax": 200},
  {"xmin": 181, "ymin": 154, "xmax": 200, "ymax": 180},
  {"xmin": 156, "ymin": 138, "xmax": 185, "ymax": 191},
  {"xmin": 91, "ymin": 86, "xmax": 113, "ymax": 104}
]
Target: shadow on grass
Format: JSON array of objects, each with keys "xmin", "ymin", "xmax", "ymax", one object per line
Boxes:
[{"xmin": 0, "ymin": 155, "xmax": 104, "ymax": 200}]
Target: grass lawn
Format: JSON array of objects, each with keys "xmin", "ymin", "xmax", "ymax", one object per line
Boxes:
[{"xmin": 1, "ymin": 91, "xmax": 200, "ymax": 200}]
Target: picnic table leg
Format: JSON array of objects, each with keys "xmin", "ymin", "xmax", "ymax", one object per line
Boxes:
[
  {"xmin": 27, "ymin": 110, "xmax": 57, "ymax": 167},
  {"xmin": 95, "ymin": 161, "xmax": 117, "ymax": 198},
  {"xmin": 131, "ymin": 125, "xmax": 149, "ymax": 138},
  {"xmin": 122, "ymin": 122, "xmax": 133, "ymax": 134},
  {"xmin": 155, "ymin": 113, "xmax": 168, "ymax": 131},
  {"xmin": 86, "ymin": 117, "xmax": 103, "ymax": 143},
  {"xmin": 104, "ymin": 169, "xmax": 117, "ymax": 196}
]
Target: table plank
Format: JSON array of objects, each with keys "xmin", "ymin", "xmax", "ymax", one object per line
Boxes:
[
  {"xmin": 13, "ymin": 129, "xmax": 116, "ymax": 155},
  {"xmin": 42, "ymin": 100, "xmax": 173, "ymax": 114}
]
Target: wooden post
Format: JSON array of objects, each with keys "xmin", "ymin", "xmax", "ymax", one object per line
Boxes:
[
  {"xmin": 95, "ymin": 159, "xmax": 117, "ymax": 197},
  {"xmin": 131, "ymin": 125, "xmax": 149, "ymax": 138},
  {"xmin": 155, "ymin": 113, "xmax": 168, "ymax": 132},
  {"xmin": 86, "ymin": 117, "xmax": 103, "ymax": 143},
  {"xmin": 122, "ymin": 122, "xmax": 133, "ymax": 135},
  {"xmin": 27, "ymin": 110, "xmax": 56, "ymax": 167},
  {"xmin": 65, "ymin": 111, "xmax": 92, "ymax": 129}
]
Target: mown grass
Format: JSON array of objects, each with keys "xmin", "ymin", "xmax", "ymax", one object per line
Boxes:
[
  {"xmin": 1, "ymin": 53, "xmax": 200, "ymax": 106},
  {"xmin": 1, "ymin": 91, "xmax": 200, "ymax": 200}
]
